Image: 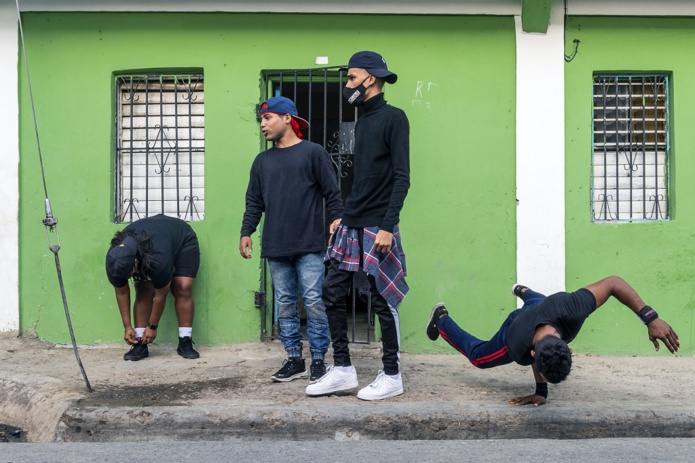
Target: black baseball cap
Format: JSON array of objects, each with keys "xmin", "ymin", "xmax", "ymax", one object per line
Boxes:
[
  {"xmin": 106, "ymin": 236, "xmax": 138, "ymax": 279},
  {"xmin": 346, "ymin": 51, "xmax": 398, "ymax": 84}
]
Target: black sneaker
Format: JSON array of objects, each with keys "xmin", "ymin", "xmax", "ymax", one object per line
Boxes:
[
  {"xmin": 426, "ymin": 303, "xmax": 448, "ymax": 341},
  {"xmin": 124, "ymin": 341, "xmax": 149, "ymax": 361},
  {"xmin": 309, "ymin": 360, "xmax": 327, "ymax": 383},
  {"xmin": 511, "ymin": 284, "xmax": 529, "ymax": 298},
  {"xmin": 271, "ymin": 358, "xmax": 308, "ymax": 382},
  {"xmin": 177, "ymin": 336, "xmax": 200, "ymax": 359}
]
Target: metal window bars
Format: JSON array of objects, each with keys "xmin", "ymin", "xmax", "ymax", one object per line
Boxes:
[
  {"xmin": 115, "ymin": 74, "xmax": 205, "ymax": 223},
  {"xmin": 592, "ymin": 75, "xmax": 669, "ymax": 222}
]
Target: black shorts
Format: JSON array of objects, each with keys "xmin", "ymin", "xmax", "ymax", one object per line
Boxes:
[{"xmin": 173, "ymin": 232, "xmax": 200, "ymax": 279}]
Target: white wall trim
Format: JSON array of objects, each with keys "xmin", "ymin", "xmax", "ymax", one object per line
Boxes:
[
  {"xmin": 0, "ymin": 1, "xmax": 19, "ymax": 334},
  {"xmin": 567, "ymin": 0, "xmax": 695, "ymax": 16},
  {"xmin": 18, "ymin": 0, "xmax": 519, "ymax": 15},
  {"xmin": 515, "ymin": 0, "xmax": 566, "ymax": 298},
  {"xmin": 15, "ymin": 0, "xmax": 695, "ymax": 15}
]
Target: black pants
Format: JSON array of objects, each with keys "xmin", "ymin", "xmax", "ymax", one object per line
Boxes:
[{"xmin": 322, "ymin": 258, "xmax": 401, "ymax": 375}]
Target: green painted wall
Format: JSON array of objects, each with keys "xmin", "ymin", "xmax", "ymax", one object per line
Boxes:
[
  {"xmin": 565, "ymin": 16, "xmax": 694, "ymax": 355},
  {"xmin": 18, "ymin": 13, "xmax": 517, "ymax": 351}
]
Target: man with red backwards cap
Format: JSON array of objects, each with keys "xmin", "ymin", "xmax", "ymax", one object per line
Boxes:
[
  {"xmin": 306, "ymin": 51, "xmax": 410, "ymax": 401},
  {"xmin": 240, "ymin": 96, "xmax": 342, "ymax": 384}
]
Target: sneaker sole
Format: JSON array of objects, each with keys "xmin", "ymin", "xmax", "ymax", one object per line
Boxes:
[
  {"xmin": 511, "ymin": 284, "xmax": 528, "ymax": 297},
  {"xmin": 425, "ymin": 302, "xmax": 446, "ymax": 341},
  {"xmin": 271, "ymin": 371, "xmax": 309, "ymax": 382},
  {"xmin": 357, "ymin": 386, "xmax": 404, "ymax": 401},
  {"xmin": 305, "ymin": 378, "xmax": 359, "ymax": 396},
  {"xmin": 177, "ymin": 350, "xmax": 200, "ymax": 360}
]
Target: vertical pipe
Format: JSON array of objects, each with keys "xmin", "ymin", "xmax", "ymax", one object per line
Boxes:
[
  {"xmin": 174, "ymin": 76, "xmax": 180, "ymax": 218},
  {"xmin": 159, "ymin": 75, "xmax": 165, "ymax": 216}
]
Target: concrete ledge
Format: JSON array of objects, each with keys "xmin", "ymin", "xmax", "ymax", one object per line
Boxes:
[{"xmin": 57, "ymin": 403, "xmax": 695, "ymax": 442}]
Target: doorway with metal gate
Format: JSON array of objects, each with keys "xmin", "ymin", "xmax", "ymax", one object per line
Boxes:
[{"xmin": 256, "ymin": 66, "xmax": 374, "ymax": 345}]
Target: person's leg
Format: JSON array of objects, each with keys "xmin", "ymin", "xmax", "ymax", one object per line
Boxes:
[
  {"xmin": 306, "ymin": 258, "xmax": 358, "ymax": 395},
  {"xmin": 356, "ymin": 276, "xmax": 404, "ymax": 401},
  {"xmin": 296, "ymin": 252, "xmax": 331, "ymax": 382},
  {"xmin": 170, "ymin": 276, "xmax": 200, "ymax": 359},
  {"xmin": 520, "ymin": 288, "xmax": 547, "ymax": 310},
  {"xmin": 437, "ymin": 311, "xmax": 517, "ymax": 369},
  {"xmin": 171, "ymin": 233, "xmax": 200, "ymax": 356},
  {"xmin": 267, "ymin": 257, "xmax": 303, "ymax": 359},
  {"xmin": 171, "ymin": 276, "xmax": 195, "ymax": 326},
  {"xmin": 133, "ymin": 280, "xmax": 155, "ymax": 328},
  {"xmin": 368, "ymin": 276, "xmax": 401, "ymax": 376},
  {"xmin": 125, "ymin": 280, "xmax": 154, "ymax": 361},
  {"xmin": 321, "ymin": 258, "xmax": 354, "ymax": 367},
  {"xmin": 267, "ymin": 256, "xmax": 308, "ymax": 381}
]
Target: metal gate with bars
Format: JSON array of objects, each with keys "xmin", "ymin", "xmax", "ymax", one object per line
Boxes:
[{"xmin": 257, "ymin": 67, "xmax": 374, "ymax": 344}]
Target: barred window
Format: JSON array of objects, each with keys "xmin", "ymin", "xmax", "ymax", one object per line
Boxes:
[
  {"xmin": 115, "ymin": 73, "xmax": 205, "ymax": 223},
  {"xmin": 592, "ymin": 75, "xmax": 669, "ymax": 222}
]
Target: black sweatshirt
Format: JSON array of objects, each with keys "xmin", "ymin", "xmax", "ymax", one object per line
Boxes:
[
  {"xmin": 240, "ymin": 140, "xmax": 343, "ymax": 258},
  {"xmin": 342, "ymin": 93, "xmax": 410, "ymax": 232}
]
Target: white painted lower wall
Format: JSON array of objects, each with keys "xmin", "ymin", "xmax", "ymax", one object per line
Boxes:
[
  {"xmin": 514, "ymin": 0, "xmax": 566, "ymax": 298},
  {"xmin": 0, "ymin": 2, "xmax": 19, "ymax": 333}
]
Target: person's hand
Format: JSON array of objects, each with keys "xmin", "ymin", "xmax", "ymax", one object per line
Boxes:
[
  {"xmin": 124, "ymin": 327, "xmax": 138, "ymax": 345},
  {"xmin": 239, "ymin": 236, "xmax": 253, "ymax": 259},
  {"xmin": 509, "ymin": 394, "xmax": 547, "ymax": 407},
  {"xmin": 141, "ymin": 326, "xmax": 157, "ymax": 345},
  {"xmin": 373, "ymin": 230, "xmax": 394, "ymax": 253},
  {"xmin": 647, "ymin": 318, "xmax": 680, "ymax": 353},
  {"xmin": 329, "ymin": 219, "xmax": 342, "ymax": 234}
]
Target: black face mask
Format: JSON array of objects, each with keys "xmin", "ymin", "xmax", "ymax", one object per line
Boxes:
[{"xmin": 342, "ymin": 76, "xmax": 371, "ymax": 107}]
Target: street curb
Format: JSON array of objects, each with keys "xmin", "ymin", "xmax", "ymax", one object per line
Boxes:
[
  {"xmin": 0, "ymin": 375, "xmax": 81, "ymax": 442},
  {"xmin": 56, "ymin": 403, "xmax": 695, "ymax": 442}
]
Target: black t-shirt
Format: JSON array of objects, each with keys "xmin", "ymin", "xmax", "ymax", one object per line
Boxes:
[
  {"xmin": 240, "ymin": 140, "xmax": 343, "ymax": 258},
  {"xmin": 506, "ymin": 288, "xmax": 597, "ymax": 365},
  {"xmin": 106, "ymin": 214, "xmax": 196, "ymax": 289}
]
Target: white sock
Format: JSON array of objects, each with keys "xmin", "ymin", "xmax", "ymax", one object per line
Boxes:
[
  {"xmin": 335, "ymin": 365, "xmax": 353, "ymax": 373},
  {"xmin": 387, "ymin": 372, "xmax": 401, "ymax": 380},
  {"xmin": 179, "ymin": 327, "xmax": 192, "ymax": 338},
  {"xmin": 134, "ymin": 327, "xmax": 145, "ymax": 339}
]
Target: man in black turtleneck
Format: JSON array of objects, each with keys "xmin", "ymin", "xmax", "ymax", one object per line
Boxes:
[{"xmin": 306, "ymin": 51, "xmax": 411, "ymax": 401}]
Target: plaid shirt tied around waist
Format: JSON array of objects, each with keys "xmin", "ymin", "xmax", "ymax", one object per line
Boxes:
[{"xmin": 326, "ymin": 224, "xmax": 409, "ymax": 309}]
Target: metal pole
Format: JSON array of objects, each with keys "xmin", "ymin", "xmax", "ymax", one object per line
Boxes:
[{"xmin": 16, "ymin": 0, "xmax": 93, "ymax": 392}]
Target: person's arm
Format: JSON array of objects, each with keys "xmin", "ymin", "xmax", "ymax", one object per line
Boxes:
[
  {"xmin": 315, "ymin": 147, "xmax": 343, "ymax": 234},
  {"xmin": 509, "ymin": 363, "xmax": 548, "ymax": 407},
  {"xmin": 316, "ymin": 148, "xmax": 343, "ymax": 223},
  {"xmin": 584, "ymin": 276, "xmax": 680, "ymax": 353},
  {"xmin": 240, "ymin": 161, "xmax": 264, "ymax": 259},
  {"xmin": 375, "ymin": 111, "xmax": 410, "ymax": 253},
  {"xmin": 114, "ymin": 284, "xmax": 137, "ymax": 345},
  {"xmin": 141, "ymin": 282, "xmax": 171, "ymax": 344}
]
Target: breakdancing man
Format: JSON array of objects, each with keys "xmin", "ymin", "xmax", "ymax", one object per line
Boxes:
[{"xmin": 426, "ymin": 276, "xmax": 679, "ymax": 406}]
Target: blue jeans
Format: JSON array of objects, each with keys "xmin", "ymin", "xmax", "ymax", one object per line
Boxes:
[
  {"xmin": 267, "ymin": 252, "xmax": 331, "ymax": 361},
  {"xmin": 438, "ymin": 288, "xmax": 547, "ymax": 368}
]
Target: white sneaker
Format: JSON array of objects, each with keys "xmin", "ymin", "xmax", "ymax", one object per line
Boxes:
[
  {"xmin": 305, "ymin": 365, "xmax": 358, "ymax": 396},
  {"xmin": 357, "ymin": 371, "xmax": 404, "ymax": 401}
]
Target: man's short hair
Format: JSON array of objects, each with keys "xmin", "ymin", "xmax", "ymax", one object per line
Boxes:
[{"xmin": 534, "ymin": 335, "xmax": 572, "ymax": 384}]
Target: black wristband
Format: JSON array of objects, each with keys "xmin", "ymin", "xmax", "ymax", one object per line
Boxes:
[
  {"xmin": 637, "ymin": 305, "xmax": 659, "ymax": 325},
  {"xmin": 535, "ymin": 382, "xmax": 548, "ymax": 399}
]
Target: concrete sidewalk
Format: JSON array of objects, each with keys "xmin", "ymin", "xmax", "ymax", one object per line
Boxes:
[{"xmin": 1, "ymin": 336, "xmax": 694, "ymax": 442}]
